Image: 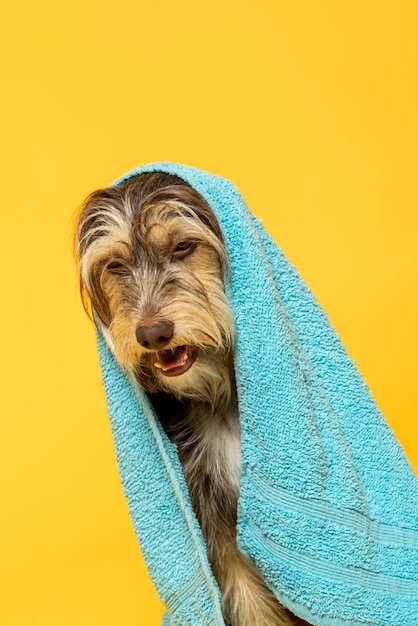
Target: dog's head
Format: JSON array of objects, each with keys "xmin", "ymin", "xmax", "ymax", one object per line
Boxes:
[{"xmin": 75, "ymin": 172, "xmax": 234, "ymax": 400}]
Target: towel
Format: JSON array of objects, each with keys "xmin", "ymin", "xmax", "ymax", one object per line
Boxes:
[{"xmin": 96, "ymin": 162, "xmax": 418, "ymax": 626}]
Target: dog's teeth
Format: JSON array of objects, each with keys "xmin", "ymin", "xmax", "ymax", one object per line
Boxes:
[{"xmin": 154, "ymin": 351, "xmax": 189, "ymax": 372}]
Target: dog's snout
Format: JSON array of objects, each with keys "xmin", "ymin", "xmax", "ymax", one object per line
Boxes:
[{"xmin": 136, "ymin": 319, "xmax": 174, "ymax": 350}]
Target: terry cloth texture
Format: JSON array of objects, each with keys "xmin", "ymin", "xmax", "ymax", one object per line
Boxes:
[{"xmin": 96, "ymin": 162, "xmax": 418, "ymax": 626}]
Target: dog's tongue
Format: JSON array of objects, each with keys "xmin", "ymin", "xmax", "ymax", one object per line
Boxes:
[{"xmin": 157, "ymin": 345, "xmax": 188, "ymax": 371}]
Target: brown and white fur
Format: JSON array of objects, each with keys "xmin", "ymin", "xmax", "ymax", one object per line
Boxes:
[{"xmin": 74, "ymin": 172, "xmax": 307, "ymax": 626}]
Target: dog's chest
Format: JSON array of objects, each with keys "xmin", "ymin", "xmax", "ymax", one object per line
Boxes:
[
  {"xmin": 177, "ymin": 403, "xmax": 241, "ymax": 500},
  {"xmin": 204, "ymin": 416, "xmax": 241, "ymax": 496}
]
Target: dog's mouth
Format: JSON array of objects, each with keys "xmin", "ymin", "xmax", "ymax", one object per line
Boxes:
[{"xmin": 153, "ymin": 345, "xmax": 198, "ymax": 377}]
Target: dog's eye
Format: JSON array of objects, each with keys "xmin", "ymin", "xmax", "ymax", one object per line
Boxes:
[
  {"xmin": 172, "ymin": 241, "xmax": 196, "ymax": 258},
  {"xmin": 106, "ymin": 260, "xmax": 126, "ymax": 273}
]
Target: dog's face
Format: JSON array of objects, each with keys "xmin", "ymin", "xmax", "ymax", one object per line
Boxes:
[{"xmin": 75, "ymin": 173, "xmax": 234, "ymax": 400}]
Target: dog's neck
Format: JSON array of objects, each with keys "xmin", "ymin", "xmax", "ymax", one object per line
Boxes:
[
  {"xmin": 200, "ymin": 354, "xmax": 236, "ymax": 416},
  {"xmin": 151, "ymin": 352, "xmax": 238, "ymax": 436}
]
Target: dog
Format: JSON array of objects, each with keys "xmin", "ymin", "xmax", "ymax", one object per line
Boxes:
[{"xmin": 75, "ymin": 172, "xmax": 308, "ymax": 626}]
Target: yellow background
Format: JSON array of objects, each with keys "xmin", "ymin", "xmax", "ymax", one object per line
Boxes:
[{"xmin": 1, "ymin": 1, "xmax": 417, "ymax": 624}]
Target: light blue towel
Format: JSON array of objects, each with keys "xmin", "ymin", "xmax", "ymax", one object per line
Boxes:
[{"xmin": 96, "ymin": 162, "xmax": 418, "ymax": 625}]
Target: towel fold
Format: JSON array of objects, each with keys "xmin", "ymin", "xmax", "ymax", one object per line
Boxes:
[{"xmin": 96, "ymin": 162, "xmax": 418, "ymax": 626}]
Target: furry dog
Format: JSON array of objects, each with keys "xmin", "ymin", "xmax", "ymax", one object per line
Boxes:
[{"xmin": 75, "ymin": 172, "xmax": 307, "ymax": 626}]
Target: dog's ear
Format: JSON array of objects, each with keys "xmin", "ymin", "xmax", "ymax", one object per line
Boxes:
[
  {"xmin": 74, "ymin": 189, "xmax": 121, "ymax": 327},
  {"xmin": 74, "ymin": 250, "xmax": 112, "ymax": 328},
  {"xmin": 81, "ymin": 259, "xmax": 112, "ymax": 328}
]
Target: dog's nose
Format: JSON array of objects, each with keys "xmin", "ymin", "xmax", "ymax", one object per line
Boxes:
[{"xmin": 135, "ymin": 319, "xmax": 174, "ymax": 350}]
